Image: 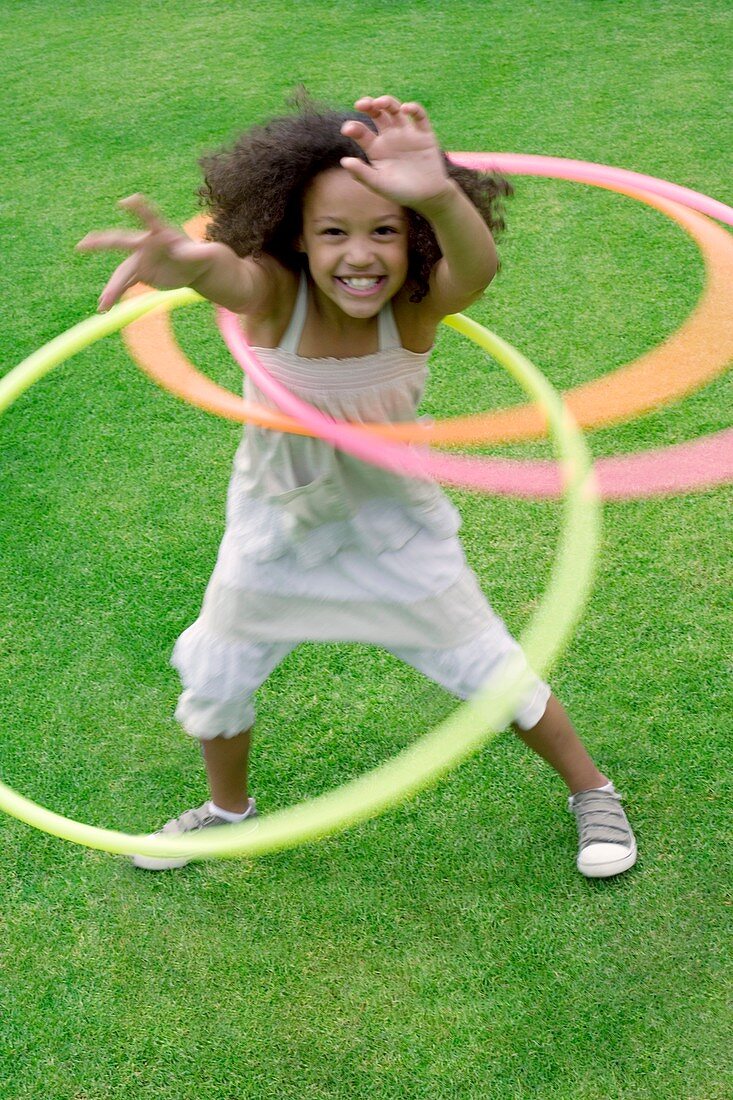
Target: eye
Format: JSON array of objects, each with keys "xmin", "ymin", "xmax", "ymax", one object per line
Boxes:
[
  {"xmin": 374, "ymin": 225, "xmax": 399, "ymax": 236},
  {"xmin": 320, "ymin": 227, "xmax": 344, "ymax": 236}
]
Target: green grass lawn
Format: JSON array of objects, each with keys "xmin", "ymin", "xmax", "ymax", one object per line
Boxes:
[{"xmin": 0, "ymin": 2, "xmax": 731, "ymax": 1097}]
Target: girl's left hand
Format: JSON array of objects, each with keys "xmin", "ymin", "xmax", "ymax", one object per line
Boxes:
[{"xmin": 340, "ymin": 96, "xmax": 451, "ymax": 210}]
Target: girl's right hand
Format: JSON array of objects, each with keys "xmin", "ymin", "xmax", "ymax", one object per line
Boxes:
[{"xmin": 77, "ymin": 194, "xmax": 216, "ymax": 311}]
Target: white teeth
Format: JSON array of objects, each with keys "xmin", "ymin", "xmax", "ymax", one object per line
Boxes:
[{"xmin": 340, "ymin": 277, "xmax": 380, "ymax": 289}]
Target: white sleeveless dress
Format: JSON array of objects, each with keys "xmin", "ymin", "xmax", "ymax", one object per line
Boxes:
[{"xmin": 172, "ymin": 276, "xmax": 549, "ymax": 737}]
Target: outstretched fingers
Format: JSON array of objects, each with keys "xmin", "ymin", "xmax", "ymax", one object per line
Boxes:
[
  {"xmin": 340, "ymin": 118, "xmax": 377, "ymax": 153},
  {"xmin": 77, "ymin": 193, "xmax": 183, "ymax": 310},
  {"xmin": 77, "ymin": 194, "xmax": 170, "ymax": 254},
  {"xmin": 76, "ymin": 229, "xmax": 148, "ymax": 253},
  {"xmin": 356, "ymin": 95, "xmax": 405, "ymax": 133},
  {"xmin": 118, "ymin": 192, "xmax": 168, "ymax": 233},
  {"xmin": 355, "ymin": 94, "xmax": 400, "ymax": 115},
  {"xmin": 97, "ymin": 253, "xmax": 143, "ymax": 311},
  {"xmin": 338, "ymin": 155, "xmax": 378, "ymax": 188},
  {"xmin": 353, "ymin": 96, "xmax": 430, "ymax": 132},
  {"xmin": 400, "ymin": 101, "xmax": 431, "ymax": 131}
]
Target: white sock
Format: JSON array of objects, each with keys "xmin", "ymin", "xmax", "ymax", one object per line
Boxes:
[
  {"xmin": 209, "ymin": 799, "xmax": 252, "ymax": 822},
  {"xmin": 568, "ymin": 780, "xmax": 615, "ymax": 809}
]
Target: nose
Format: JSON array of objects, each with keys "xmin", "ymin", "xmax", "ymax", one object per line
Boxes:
[{"xmin": 344, "ymin": 236, "xmax": 375, "ymax": 268}]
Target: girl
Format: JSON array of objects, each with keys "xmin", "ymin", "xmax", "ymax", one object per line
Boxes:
[{"xmin": 79, "ymin": 94, "xmax": 636, "ymax": 878}]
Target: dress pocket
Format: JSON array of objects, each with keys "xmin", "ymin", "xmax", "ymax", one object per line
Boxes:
[{"xmin": 274, "ymin": 471, "xmax": 352, "ymax": 534}]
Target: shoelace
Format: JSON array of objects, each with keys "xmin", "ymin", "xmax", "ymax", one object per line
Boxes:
[
  {"xmin": 570, "ymin": 790, "xmax": 632, "ymax": 849},
  {"xmin": 165, "ymin": 804, "xmax": 220, "ymax": 833}
]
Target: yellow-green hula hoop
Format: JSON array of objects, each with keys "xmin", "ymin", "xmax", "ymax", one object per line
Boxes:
[{"xmin": 0, "ymin": 289, "xmax": 600, "ymax": 860}]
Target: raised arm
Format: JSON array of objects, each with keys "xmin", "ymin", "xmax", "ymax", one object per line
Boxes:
[
  {"xmin": 77, "ymin": 194, "xmax": 278, "ymax": 314},
  {"xmin": 340, "ymin": 96, "xmax": 498, "ymax": 317}
]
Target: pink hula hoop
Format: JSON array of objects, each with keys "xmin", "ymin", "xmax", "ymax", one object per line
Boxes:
[{"xmin": 453, "ymin": 152, "xmax": 733, "ymax": 226}]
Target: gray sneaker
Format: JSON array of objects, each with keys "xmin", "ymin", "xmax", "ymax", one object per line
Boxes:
[
  {"xmin": 568, "ymin": 786, "xmax": 637, "ymax": 878},
  {"xmin": 131, "ymin": 798, "xmax": 257, "ymax": 870}
]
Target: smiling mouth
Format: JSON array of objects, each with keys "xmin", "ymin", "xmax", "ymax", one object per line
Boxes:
[{"xmin": 335, "ymin": 276, "xmax": 386, "ymax": 295}]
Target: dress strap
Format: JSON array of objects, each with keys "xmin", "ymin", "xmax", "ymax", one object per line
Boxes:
[
  {"xmin": 279, "ymin": 271, "xmax": 403, "ymax": 354},
  {"xmin": 378, "ymin": 301, "xmax": 402, "ymax": 351},
  {"xmin": 278, "ymin": 271, "xmax": 309, "ymax": 353}
]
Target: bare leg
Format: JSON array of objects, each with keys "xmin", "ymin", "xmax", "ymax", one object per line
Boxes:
[
  {"xmin": 513, "ymin": 694, "xmax": 606, "ymax": 795},
  {"xmin": 201, "ymin": 727, "xmax": 253, "ymax": 813}
]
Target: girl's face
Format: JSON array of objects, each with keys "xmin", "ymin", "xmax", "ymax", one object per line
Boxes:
[{"xmin": 298, "ymin": 168, "xmax": 409, "ymax": 320}]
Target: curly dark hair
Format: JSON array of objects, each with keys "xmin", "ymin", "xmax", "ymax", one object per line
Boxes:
[{"xmin": 198, "ymin": 95, "xmax": 512, "ymax": 302}]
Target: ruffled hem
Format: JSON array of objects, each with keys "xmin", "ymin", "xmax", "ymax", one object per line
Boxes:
[{"xmin": 172, "ymin": 622, "xmax": 290, "ymax": 701}]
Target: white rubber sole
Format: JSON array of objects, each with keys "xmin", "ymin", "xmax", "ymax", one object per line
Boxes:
[
  {"xmin": 577, "ymin": 842, "xmax": 638, "ymax": 879},
  {"xmin": 131, "ymin": 850, "xmax": 196, "ymax": 871}
]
